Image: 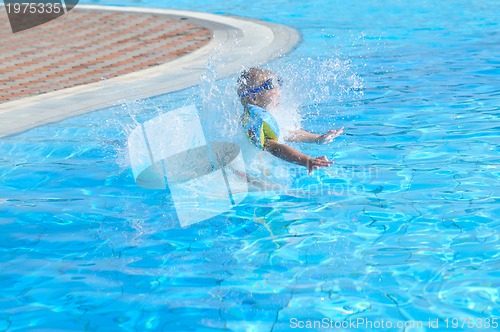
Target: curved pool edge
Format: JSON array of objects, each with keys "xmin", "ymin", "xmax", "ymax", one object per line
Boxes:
[{"xmin": 0, "ymin": 5, "xmax": 301, "ymax": 138}]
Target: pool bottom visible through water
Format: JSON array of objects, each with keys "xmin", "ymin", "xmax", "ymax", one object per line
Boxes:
[{"xmin": 1, "ymin": 0, "xmax": 500, "ymax": 331}]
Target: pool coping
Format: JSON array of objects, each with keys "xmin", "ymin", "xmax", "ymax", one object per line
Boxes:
[{"xmin": 0, "ymin": 5, "xmax": 300, "ymax": 138}]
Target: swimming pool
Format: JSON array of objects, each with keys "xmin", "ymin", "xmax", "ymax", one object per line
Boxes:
[{"xmin": 1, "ymin": 0, "xmax": 499, "ymax": 330}]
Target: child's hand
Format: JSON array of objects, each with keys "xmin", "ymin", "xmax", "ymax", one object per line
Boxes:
[
  {"xmin": 307, "ymin": 155, "xmax": 334, "ymax": 174},
  {"xmin": 317, "ymin": 127, "xmax": 344, "ymax": 144}
]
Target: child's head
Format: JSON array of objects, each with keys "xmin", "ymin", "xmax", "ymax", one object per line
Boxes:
[{"xmin": 237, "ymin": 67, "xmax": 282, "ymax": 110}]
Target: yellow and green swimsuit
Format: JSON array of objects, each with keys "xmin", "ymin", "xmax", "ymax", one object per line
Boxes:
[{"xmin": 241, "ymin": 104, "xmax": 280, "ymax": 149}]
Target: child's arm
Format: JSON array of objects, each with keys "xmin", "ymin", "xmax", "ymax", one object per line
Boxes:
[
  {"xmin": 286, "ymin": 127, "xmax": 344, "ymax": 144},
  {"xmin": 264, "ymin": 139, "xmax": 333, "ymax": 173}
]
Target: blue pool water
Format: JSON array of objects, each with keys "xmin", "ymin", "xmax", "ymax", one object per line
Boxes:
[{"xmin": 1, "ymin": 0, "xmax": 499, "ymax": 331}]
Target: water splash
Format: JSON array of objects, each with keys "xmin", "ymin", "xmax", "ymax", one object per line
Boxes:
[
  {"xmin": 105, "ymin": 41, "xmax": 365, "ymax": 199},
  {"xmin": 276, "ymin": 56, "xmax": 364, "ymax": 118}
]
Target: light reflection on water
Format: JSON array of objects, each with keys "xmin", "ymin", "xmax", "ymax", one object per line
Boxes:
[{"xmin": 1, "ymin": 0, "xmax": 499, "ymax": 330}]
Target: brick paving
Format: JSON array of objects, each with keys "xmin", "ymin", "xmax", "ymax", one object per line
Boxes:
[{"xmin": 0, "ymin": 8, "xmax": 212, "ymax": 103}]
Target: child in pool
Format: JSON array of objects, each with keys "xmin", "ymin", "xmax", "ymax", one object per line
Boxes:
[{"xmin": 238, "ymin": 67, "xmax": 344, "ymax": 174}]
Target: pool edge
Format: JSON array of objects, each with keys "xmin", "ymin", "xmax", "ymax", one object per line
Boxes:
[{"xmin": 0, "ymin": 5, "xmax": 301, "ymax": 138}]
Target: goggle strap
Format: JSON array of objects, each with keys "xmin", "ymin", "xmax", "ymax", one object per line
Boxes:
[{"xmin": 239, "ymin": 78, "xmax": 281, "ymax": 98}]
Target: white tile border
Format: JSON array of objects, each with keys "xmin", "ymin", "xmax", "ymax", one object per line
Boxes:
[{"xmin": 0, "ymin": 5, "xmax": 300, "ymax": 137}]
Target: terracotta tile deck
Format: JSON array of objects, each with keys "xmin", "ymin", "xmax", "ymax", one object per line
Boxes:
[{"xmin": 0, "ymin": 8, "xmax": 212, "ymax": 103}]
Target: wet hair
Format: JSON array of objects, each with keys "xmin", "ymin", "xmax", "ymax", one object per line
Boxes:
[{"xmin": 237, "ymin": 67, "xmax": 276, "ymax": 99}]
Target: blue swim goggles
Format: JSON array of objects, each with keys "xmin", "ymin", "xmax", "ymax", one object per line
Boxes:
[{"xmin": 239, "ymin": 77, "xmax": 283, "ymax": 98}]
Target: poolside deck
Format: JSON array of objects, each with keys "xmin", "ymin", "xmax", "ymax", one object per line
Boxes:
[
  {"xmin": 0, "ymin": 9, "xmax": 211, "ymax": 103},
  {"xmin": 0, "ymin": 5, "xmax": 300, "ymax": 137}
]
